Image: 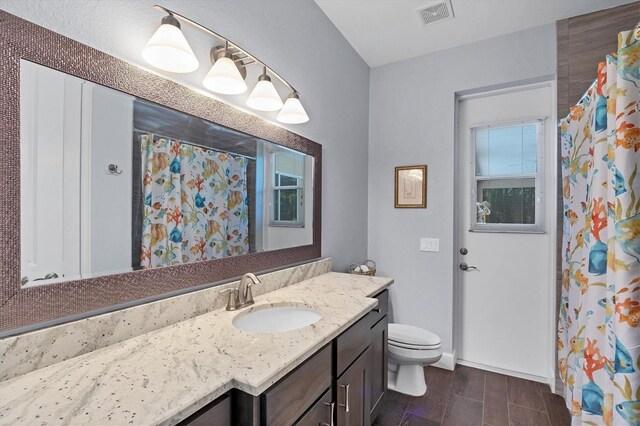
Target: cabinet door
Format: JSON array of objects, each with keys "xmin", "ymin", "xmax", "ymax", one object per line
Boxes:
[
  {"xmin": 294, "ymin": 388, "xmax": 333, "ymax": 426},
  {"xmin": 179, "ymin": 394, "xmax": 231, "ymax": 426},
  {"xmin": 370, "ymin": 316, "xmax": 388, "ymax": 419},
  {"xmin": 336, "ymin": 347, "xmax": 371, "ymax": 426}
]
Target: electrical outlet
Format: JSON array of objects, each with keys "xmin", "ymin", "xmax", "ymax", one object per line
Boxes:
[{"xmin": 420, "ymin": 238, "xmax": 440, "ymax": 252}]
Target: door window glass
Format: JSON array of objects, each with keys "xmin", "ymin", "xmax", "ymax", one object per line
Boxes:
[{"xmin": 471, "ymin": 121, "xmax": 544, "ymax": 232}]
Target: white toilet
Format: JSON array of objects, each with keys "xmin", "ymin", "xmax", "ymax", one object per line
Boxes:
[{"xmin": 387, "ymin": 323, "xmax": 442, "ymax": 396}]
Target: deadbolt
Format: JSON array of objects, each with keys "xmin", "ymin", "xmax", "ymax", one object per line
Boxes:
[{"xmin": 460, "ymin": 248, "xmax": 468, "ymax": 255}]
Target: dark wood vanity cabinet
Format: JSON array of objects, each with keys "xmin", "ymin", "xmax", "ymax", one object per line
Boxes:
[
  {"xmin": 369, "ymin": 289, "xmax": 389, "ymax": 420},
  {"xmin": 179, "ymin": 393, "xmax": 231, "ymax": 426},
  {"xmin": 262, "ymin": 344, "xmax": 333, "ymax": 425},
  {"xmin": 369, "ymin": 315, "xmax": 388, "ymax": 419},
  {"xmin": 294, "ymin": 388, "xmax": 334, "ymax": 426},
  {"xmin": 216, "ymin": 289, "xmax": 389, "ymax": 426},
  {"xmin": 336, "ymin": 346, "xmax": 372, "ymax": 426}
]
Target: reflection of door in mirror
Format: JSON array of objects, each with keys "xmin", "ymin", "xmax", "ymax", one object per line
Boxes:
[
  {"xmin": 19, "ymin": 60, "xmax": 313, "ymax": 286},
  {"xmin": 20, "ymin": 60, "xmax": 134, "ymax": 285}
]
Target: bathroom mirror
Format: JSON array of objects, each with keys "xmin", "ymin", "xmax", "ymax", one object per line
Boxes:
[
  {"xmin": 0, "ymin": 10, "xmax": 321, "ymax": 334},
  {"xmin": 19, "ymin": 61, "xmax": 314, "ymax": 286}
]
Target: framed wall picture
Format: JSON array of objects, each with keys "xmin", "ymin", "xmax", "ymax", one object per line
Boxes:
[{"xmin": 395, "ymin": 165, "xmax": 427, "ymax": 208}]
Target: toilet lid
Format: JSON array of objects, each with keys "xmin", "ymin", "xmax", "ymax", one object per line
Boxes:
[{"xmin": 389, "ymin": 323, "xmax": 441, "ymax": 347}]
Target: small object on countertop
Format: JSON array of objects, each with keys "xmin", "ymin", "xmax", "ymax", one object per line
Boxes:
[{"xmin": 348, "ymin": 259, "xmax": 377, "ymax": 276}]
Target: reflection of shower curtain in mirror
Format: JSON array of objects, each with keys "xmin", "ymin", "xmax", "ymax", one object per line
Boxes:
[{"xmin": 140, "ymin": 134, "xmax": 249, "ymax": 268}]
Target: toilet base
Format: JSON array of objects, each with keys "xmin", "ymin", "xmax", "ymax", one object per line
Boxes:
[{"xmin": 388, "ymin": 363, "xmax": 427, "ymax": 396}]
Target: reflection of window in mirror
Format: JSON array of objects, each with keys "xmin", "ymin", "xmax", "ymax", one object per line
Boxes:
[
  {"xmin": 263, "ymin": 147, "xmax": 313, "ymax": 251},
  {"xmin": 272, "ymin": 151, "xmax": 305, "ymax": 227}
]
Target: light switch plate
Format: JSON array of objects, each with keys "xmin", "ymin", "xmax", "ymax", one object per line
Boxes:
[{"xmin": 420, "ymin": 238, "xmax": 440, "ymax": 252}]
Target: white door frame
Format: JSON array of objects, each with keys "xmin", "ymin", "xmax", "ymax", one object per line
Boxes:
[{"xmin": 452, "ymin": 79, "xmax": 557, "ymax": 390}]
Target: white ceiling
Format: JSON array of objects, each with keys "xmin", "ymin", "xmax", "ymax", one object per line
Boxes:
[{"xmin": 314, "ymin": 0, "xmax": 638, "ymax": 67}]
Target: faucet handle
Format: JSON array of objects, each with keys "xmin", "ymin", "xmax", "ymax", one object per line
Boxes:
[
  {"xmin": 221, "ymin": 288, "xmax": 239, "ymax": 311},
  {"xmin": 245, "ymin": 283, "xmax": 255, "ymax": 304}
]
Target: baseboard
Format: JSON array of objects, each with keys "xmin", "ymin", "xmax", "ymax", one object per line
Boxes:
[
  {"xmin": 432, "ymin": 352, "xmax": 455, "ymax": 370},
  {"xmin": 457, "ymin": 359, "xmax": 549, "ymax": 384}
]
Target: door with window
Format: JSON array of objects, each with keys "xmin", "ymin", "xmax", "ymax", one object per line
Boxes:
[{"xmin": 456, "ymin": 84, "xmax": 554, "ymax": 381}]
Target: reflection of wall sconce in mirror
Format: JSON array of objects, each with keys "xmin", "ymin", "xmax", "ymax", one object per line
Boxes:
[
  {"xmin": 108, "ymin": 164, "xmax": 123, "ymax": 175},
  {"xmin": 142, "ymin": 5, "xmax": 309, "ymax": 124}
]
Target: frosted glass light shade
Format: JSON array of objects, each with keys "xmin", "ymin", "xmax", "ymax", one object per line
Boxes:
[
  {"xmin": 277, "ymin": 94, "xmax": 309, "ymax": 124},
  {"xmin": 142, "ymin": 23, "xmax": 199, "ymax": 73},
  {"xmin": 203, "ymin": 57, "xmax": 248, "ymax": 95},
  {"xmin": 247, "ymin": 79, "xmax": 283, "ymax": 111}
]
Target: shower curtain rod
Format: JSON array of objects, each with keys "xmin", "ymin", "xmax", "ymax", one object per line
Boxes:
[{"xmin": 134, "ymin": 128, "xmax": 256, "ymax": 161}]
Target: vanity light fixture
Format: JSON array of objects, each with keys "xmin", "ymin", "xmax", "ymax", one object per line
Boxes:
[
  {"xmin": 277, "ymin": 92, "xmax": 309, "ymax": 124},
  {"xmin": 247, "ymin": 67, "xmax": 284, "ymax": 111},
  {"xmin": 203, "ymin": 41, "xmax": 248, "ymax": 95},
  {"xmin": 143, "ymin": 5, "xmax": 309, "ymax": 123},
  {"xmin": 142, "ymin": 14, "xmax": 199, "ymax": 73}
]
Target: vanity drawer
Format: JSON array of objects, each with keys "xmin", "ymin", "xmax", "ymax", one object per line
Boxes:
[
  {"xmin": 262, "ymin": 344, "xmax": 332, "ymax": 425},
  {"xmin": 368, "ymin": 290, "xmax": 389, "ymax": 326},
  {"xmin": 179, "ymin": 393, "xmax": 231, "ymax": 426},
  {"xmin": 336, "ymin": 314, "xmax": 372, "ymax": 377}
]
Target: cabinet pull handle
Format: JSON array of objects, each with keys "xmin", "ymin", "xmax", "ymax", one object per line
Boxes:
[
  {"xmin": 340, "ymin": 384, "xmax": 350, "ymax": 413},
  {"xmin": 323, "ymin": 401, "xmax": 334, "ymax": 426}
]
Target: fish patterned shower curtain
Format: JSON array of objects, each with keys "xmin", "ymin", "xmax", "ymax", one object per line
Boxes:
[
  {"xmin": 140, "ymin": 134, "xmax": 249, "ymax": 268},
  {"xmin": 558, "ymin": 26, "xmax": 640, "ymax": 425}
]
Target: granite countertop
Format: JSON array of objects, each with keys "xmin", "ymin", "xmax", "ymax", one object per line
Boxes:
[{"xmin": 0, "ymin": 272, "xmax": 393, "ymax": 425}]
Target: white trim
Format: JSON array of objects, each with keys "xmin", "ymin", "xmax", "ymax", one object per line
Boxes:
[
  {"xmin": 458, "ymin": 80, "xmax": 554, "ymax": 101},
  {"xmin": 457, "ymin": 359, "xmax": 551, "ymax": 386},
  {"xmin": 548, "ymin": 366, "xmax": 557, "ymax": 394},
  {"xmin": 432, "ymin": 351, "xmax": 456, "ymax": 371},
  {"xmin": 467, "ymin": 116, "xmax": 549, "ymax": 131},
  {"xmin": 80, "ymin": 82, "xmax": 93, "ymax": 276},
  {"xmin": 547, "ymin": 78, "xmax": 558, "ymax": 395}
]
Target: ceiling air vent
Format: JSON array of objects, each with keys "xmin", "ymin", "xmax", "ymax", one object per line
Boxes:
[{"xmin": 417, "ymin": 0, "xmax": 454, "ymax": 26}]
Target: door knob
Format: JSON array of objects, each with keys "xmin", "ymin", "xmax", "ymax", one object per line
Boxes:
[
  {"xmin": 33, "ymin": 272, "xmax": 59, "ymax": 281},
  {"xmin": 459, "ymin": 263, "xmax": 478, "ymax": 271}
]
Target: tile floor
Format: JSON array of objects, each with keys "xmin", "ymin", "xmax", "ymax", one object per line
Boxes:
[{"xmin": 373, "ymin": 365, "xmax": 570, "ymax": 426}]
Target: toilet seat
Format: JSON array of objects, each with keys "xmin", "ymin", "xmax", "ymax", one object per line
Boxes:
[
  {"xmin": 389, "ymin": 340, "xmax": 441, "ymax": 350},
  {"xmin": 389, "ymin": 323, "xmax": 441, "ymax": 348}
]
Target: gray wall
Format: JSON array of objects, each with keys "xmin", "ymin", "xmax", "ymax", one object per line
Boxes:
[
  {"xmin": 368, "ymin": 24, "xmax": 557, "ymax": 356},
  {"xmin": 0, "ymin": 0, "xmax": 370, "ymax": 272}
]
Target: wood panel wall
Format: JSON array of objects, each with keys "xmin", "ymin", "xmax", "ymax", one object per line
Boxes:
[
  {"xmin": 557, "ymin": 2, "xmax": 640, "ymax": 118},
  {"xmin": 554, "ymin": 1, "xmax": 640, "ymax": 395}
]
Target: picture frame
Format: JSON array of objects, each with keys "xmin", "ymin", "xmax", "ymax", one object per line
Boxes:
[{"xmin": 395, "ymin": 165, "xmax": 427, "ymax": 208}]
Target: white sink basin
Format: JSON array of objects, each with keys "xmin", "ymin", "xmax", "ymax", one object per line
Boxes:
[{"xmin": 233, "ymin": 305, "xmax": 322, "ymax": 333}]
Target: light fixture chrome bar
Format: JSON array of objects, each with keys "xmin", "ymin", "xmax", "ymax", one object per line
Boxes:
[{"xmin": 153, "ymin": 4, "xmax": 299, "ymax": 94}]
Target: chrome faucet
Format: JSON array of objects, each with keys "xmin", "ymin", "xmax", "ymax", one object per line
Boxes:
[{"xmin": 222, "ymin": 273, "xmax": 261, "ymax": 311}]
